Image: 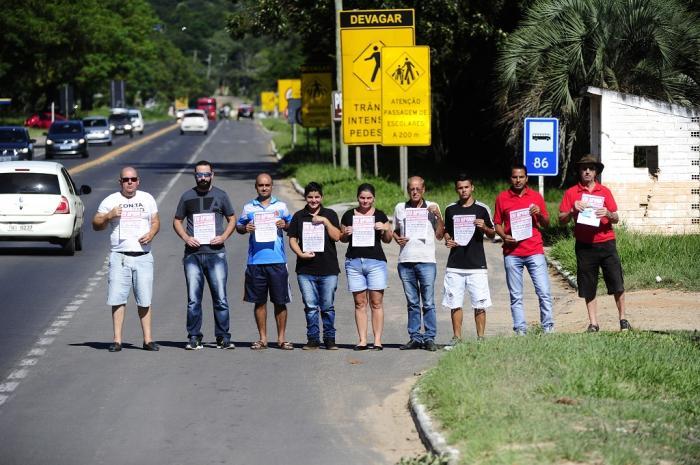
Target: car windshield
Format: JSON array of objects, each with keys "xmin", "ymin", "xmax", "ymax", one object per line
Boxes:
[
  {"xmin": 184, "ymin": 112, "xmax": 204, "ymax": 118},
  {"xmin": 83, "ymin": 119, "xmax": 108, "ymax": 128},
  {"xmin": 0, "ymin": 173, "xmax": 60, "ymax": 194},
  {"xmin": 127, "ymin": 111, "xmax": 139, "ymax": 117},
  {"xmin": 49, "ymin": 123, "xmax": 82, "ymax": 135},
  {"xmin": 0, "ymin": 129, "xmax": 28, "ymax": 143},
  {"xmin": 109, "ymin": 114, "xmax": 129, "ymax": 122}
]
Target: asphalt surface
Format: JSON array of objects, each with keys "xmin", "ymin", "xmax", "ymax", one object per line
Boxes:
[{"xmin": 0, "ymin": 118, "xmax": 570, "ymax": 464}]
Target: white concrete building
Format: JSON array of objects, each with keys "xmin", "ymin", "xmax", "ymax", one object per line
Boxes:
[{"xmin": 585, "ymin": 86, "xmax": 700, "ymax": 234}]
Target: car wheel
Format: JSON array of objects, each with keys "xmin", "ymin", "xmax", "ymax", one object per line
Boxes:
[
  {"xmin": 46, "ymin": 153, "xmax": 53, "ymax": 159},
  {"xmin": 75, "ymin": 229, "xmax": 83, "ymax": 251},
  {"xmin": 180, "ymin": 130, "xmax": 184, "ymax": 135},
  {"xmin": 140, "ymin": 130, "xmax": 144, "ymax": 135},
  {"xmin": 129, "ymin": 133, "xmax": 133, "ymax": 138},
  {"xmin": 81, "ymin": 150, "xmax": 89, "ymax": 158},
  {"xmin": 203, "ymin": 130, "xmax": 208, "ymax": 135},
  {"xmin": 108, "ymin": 141, "xmax": 113, "ymax": 146},
  {"xmin": 61, "ymin": 234, "xmax": 76, "ymax": 256}
]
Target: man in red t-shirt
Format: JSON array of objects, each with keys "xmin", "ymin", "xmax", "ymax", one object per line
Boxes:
[
  {"xmin": 559, "ymin": 155, "xmax": 630, "ymax": 333},
  {"xmin": 494, "ymin": 164, "xmax": 554, "ymax": 335}
]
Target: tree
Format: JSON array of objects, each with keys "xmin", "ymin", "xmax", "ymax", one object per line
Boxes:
[{"xmin": 495, "ymin": 0, "xmax": 700, "ymax": 184}]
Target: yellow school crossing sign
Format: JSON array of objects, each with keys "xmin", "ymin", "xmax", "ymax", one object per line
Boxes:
[
  {"xmin": 301, "ymin": 64, "xmax": 332, "ymax": 128},
  {"xmin": 260, "ymin": 91, "xmax": 276, "ymax": 113},
  {"xmin": 381, "ymin": 46, "xmax": 431, "ymax": 146},
  {"xmin": 340, "ymin": 9, "xmax": 414, "ymax": 145}
]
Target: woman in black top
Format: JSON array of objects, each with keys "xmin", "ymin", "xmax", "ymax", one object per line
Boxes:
[{"xmin": 340, "ymin": 183, "xmax": 393, "ymax": 350}]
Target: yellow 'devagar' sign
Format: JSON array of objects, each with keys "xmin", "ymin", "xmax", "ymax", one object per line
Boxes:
[
  {"xmin": 301, "ymin": 65, "xmax": 332, "ymax": 128},
  {"xmin": 381, "ymin": 46, "xmax": 431, "ymax": 146},
  {"xmin": 260, "ymin": 91, "xmax": 276, "ymax": 113},
  {"xmin": 340, "ymin": 9, "xmax": 414, "ymax": 145},
  {"xmin": 277, "ymin": 79, "xmax": 301, "ymax": 113}
]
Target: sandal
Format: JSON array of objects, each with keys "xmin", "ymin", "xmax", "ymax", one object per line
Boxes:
[
  {"xmin": 278, "ymin": 341, "xmax": 294, "ymax": 350},
  {"xmin": 251, "ymin": 340, "xmax": 268, "ymax": 350},
  {"xmin": 353, "ymin": 344, "xmax": 368, "ymax": 351},
  {"xmin": 371, "ymin": 345, "xmax": 384, "ymax": 351}
]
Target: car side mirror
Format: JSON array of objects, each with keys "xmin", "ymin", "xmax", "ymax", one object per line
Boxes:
[{"xmin": 79, "ymin": 185, "xmax": 92, "ymax": 195}]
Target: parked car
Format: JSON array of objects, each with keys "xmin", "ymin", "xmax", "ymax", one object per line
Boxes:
[
  {"xmin": 127, "ymin": 109, "xmax": 144, "ymax": 135},
  {"xmin": 82, "ymin": 117, "xmax": 113, "ymax": 146},
  {"xmin": 0, "ymin": 126, "xmax": 35, "ymax": 161},
  {"xmin": 24, "ymin": 112, "xmax": 67, "ymax": 129},
  {"xmin": 180, "ymin": 110, "xmax": 209, "ymax": 135},
  {"xmin": 237, "ymin": 104, "xmax": 254, "ymax": 120},
  {"xmin": 45, "ymin": 121, "xmax": 88, "ymax": 159},
  {"xmin": 0, "ymin": 161, "xmax": 91, "ymax": 254},
  {"xmin": 108, "ymin": 112, "xmax": 134, "ymax": 137}
]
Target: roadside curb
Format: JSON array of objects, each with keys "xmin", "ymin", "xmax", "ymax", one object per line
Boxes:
[
  {"xmin": 409, "ymin": 386, "xmax": 460, "ymax": 465},
  {"xmin": 545, "ymin": 253, "xmax": 578, "ymax": 290}
]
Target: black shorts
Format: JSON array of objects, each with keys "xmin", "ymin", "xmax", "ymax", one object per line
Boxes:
[
  {"xmin": 244, "ymin": 263, "xmax": 291, "ymax": 305},
  {"xmin": 575, "ymin": 240, "xmax": 624, "ymax": 300}
]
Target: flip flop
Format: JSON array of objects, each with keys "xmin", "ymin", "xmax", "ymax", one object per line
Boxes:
[
  {"xmin": 251, "ymin": 340, "xmax": 268, "ymax": 350},
  {"xmin": 353, "ymin": 344, "xmax": 368, "ymax": 351},
  {"xmin": 371, "ymin": 345, "xmax": 384, "ymax": 351},
  {"xmin": 278, "ymin": 341, "xmax": 294, "ymax": 350}
]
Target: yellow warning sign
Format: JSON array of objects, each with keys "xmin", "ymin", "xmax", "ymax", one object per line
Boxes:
[
  {"xmin": 381, "ymin": 46, "xmax": 431, "ymax": 146},
  {"xmin": 340, "ymin": 9, "xmax": 414, "ymax": 145},
  {"xmin": 301, "ymin": 65, "xmax": 332, "ymax": 128},
  {"xmin": 277, "ymin": 79, "xmax": 301, "ymax": 113},
  {"xmin": 261, "ymin": 91, "xmax": 276, "ymax": 113}
]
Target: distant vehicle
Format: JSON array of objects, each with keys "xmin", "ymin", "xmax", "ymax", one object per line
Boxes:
[
  {"xmin": 237, "ymin": 104, "xmax": 254, "ymax": 120},
  {"xmin": 180, "ymin": 109, "xmax": 209, "ymax": 135},
  {"xmin": 196, "ymin": 97, "xmax": 217, "ymax": 120},
  {"xmin": 108, "ymin": 112, "xmax": 134, "ymax": 137},
  {"xmin": 0, "ymin": 161, "xmax": 91, "ymax": 254},
  {"xmin": 45, "ymin": 121, "xmax": 88, "ymax": 159},
  {"xmin": 127, "ymin": 109, "xmax": 144, "ymax": 135},
  {"xmin": 82, "ymin": 117, "xmax": 113, "ymax": 146},
  {"xmin": 0, "ymin": 126, "xmax": 35, "ymax": 161},
  {"xmin": 175, "ymin": 108, "xmax": 187, "ymax": 120},
  {"xmin": 532, "ymin": 133, "xmax": 551, "ymax": 141},
  {"xmin": 24, "ymin": 112, "xmax": 67, "ymax": 129}
]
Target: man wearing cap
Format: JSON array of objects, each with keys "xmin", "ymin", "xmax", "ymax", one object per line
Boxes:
[{"xmin": 559, "ymin": 155, "xmax": 630, "ymax": 333}]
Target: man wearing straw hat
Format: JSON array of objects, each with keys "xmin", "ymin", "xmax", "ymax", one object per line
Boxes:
[{"xmin": 558, "ymin": 155, "xmax": 630, "ymax": 333}]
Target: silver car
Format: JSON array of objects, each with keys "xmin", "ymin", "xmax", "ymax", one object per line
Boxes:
[{"xmin": 82, "ymin": 117, "xmax": 113, "ymax": 146}]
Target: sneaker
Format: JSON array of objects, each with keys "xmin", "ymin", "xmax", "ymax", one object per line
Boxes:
[
  {"xmin": 216, "ymin": 337, "xmax": 235, "ymax": 349},
  {"xmin": 108, "ymin": 342, "xmax": 122, "ymax": 352},
  {"xmin": 399, "ymin": 339, "xmax": 423, "ymax": 350},
  {"xmin": 302, "ymin": 339, "xmax": 321, "ymax": 350},
  {"xmin": 324, "ymin": 338, "xmax": 339, "ymax": 350},
  {"xmin": 586, "ymin": 324, "xmax": 600, "ymax": 333},
  {"xmin": 423, "ymin": 340, "xmax": 437, "ymax": 352},
  {"xmin": 185, "ymin": 336, "xmax": 203, "ymax": 350},
  {"xmin": 619, "ymin": 319, "xmax": 632, "ymax": 332}
]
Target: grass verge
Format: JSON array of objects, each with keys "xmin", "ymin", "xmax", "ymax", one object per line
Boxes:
[{"xmin": 419, "ymin": 331, "xmax": 700, "ymax": 465}]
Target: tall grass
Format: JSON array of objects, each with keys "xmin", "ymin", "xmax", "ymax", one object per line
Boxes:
[{"xmin": 419, "ymin": 331, "xmax": 700, "ymax": 465}]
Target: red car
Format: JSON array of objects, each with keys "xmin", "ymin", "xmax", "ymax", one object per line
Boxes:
[{"xmin": 24, "ymin": 112, "xmax": 67, "ymax": 129}]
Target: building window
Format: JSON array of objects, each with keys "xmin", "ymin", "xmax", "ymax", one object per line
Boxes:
[{"xmin": 633, "ymin": 146, "xmax": 659, "ymax": 176}]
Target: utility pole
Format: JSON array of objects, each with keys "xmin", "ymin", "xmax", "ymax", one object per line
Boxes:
[
  {"xmin": 335, "ymin": 0, "xmax": 349, "ymax": 168},
  {"xmin": 206, "ymin": 53, "xmax": 212, "ymax": 79}
]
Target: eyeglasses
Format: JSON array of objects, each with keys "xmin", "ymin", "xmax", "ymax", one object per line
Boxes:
[
  {"xmin": 120, "ymin": 177, "xmax": 138, "ymax": 183},
  {"xmin": 195, "ymin": 172, "xmax": 212, "ymax": 178},
  {"xmin": 580, "ymin": 166, "xmax": 596, "ymax": 172}
]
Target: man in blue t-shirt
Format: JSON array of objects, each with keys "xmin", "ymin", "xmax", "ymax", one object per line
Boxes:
[
  {"xmin": 236, "ymin": 173, "xmax": 293, "ymax": 350},
  {"xmin": 173, "ymin": 161, "xmax": 237, "ymax": 350}
]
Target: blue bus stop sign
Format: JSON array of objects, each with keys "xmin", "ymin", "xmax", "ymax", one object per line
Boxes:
[{"xmin": 524, "ymin": 117, "xmax": 559, "ymax": 176}]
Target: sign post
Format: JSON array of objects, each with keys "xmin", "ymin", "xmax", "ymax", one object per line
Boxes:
[{"xmin": 524, "ymin": 117, "xmax": 559, "ymax": 197}]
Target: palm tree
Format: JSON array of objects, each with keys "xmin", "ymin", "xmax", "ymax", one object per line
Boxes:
[{"xmin": 494, "ymin": 0, "xmax": 700, "ymax": 183}]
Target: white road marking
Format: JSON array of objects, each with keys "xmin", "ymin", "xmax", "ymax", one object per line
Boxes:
[
  {"xmin": 0, "ymin": 382, "xmax": 19, "ymax": 392},
  {"xmin": 19, "ymin": 359, "xmax": 37, "ymax": 367},
  {"xmin": 52, "ymin": 320, "xmax": 68, "ymax": 327},
  {"xmin": 8, "ymin": 369, "xmax": 27, "ymax": 380},
  {"xmin": 28, "ymin": 348, "xmax": 46, "ymax": 357},
  {"xmin": 57, "ymin": 313, "xmax": 75, "ymax": 319},
  {"xmin": 44, "ymin": 328, "xmax": 61, "ymax": 336},
  {"xmin": 63, "ymin": 305, "xmax": 79, "ymax": 312},
  {"xmin": 37, "ymin": 338, "xmax": 55, "ymax": 345}
]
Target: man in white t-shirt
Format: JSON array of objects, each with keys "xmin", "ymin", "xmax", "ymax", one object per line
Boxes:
[
  {"xmin": 392, "ymin": 176, "xmax": 445, "ymax": 351},
  {"xmin": 92, "ymin": 166, "xmax": 160, "ymax": 352}
]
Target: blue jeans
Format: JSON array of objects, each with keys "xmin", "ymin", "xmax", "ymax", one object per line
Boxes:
[
  {"xmin": 397, "ymin": 262, "xmax": 437, "ymax": 343},
  {"xmin": 297, "ymin": 274, "xmax": 338, "ymax": 341},
  {"xmin": 504, "ymin": 253, "xmax": 554, "ymax": 333},
  {"xmin": 184, "ymin": 252, "xmax": 230, "ymax": 339}
]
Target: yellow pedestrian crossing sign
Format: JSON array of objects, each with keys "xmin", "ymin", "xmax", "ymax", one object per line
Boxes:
[
  {"xmin": 381, "ymin": 46, "xmax": 431, "ymax": 146},
  {"xmin": 340, "ymin": 9, "xmax": 414, "ymax": 145},
  {"xmin": 301, "ymin": 64, "xmax": 332, "ymax": 128}
]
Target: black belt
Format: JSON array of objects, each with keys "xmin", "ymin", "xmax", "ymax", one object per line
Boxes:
[{"xmin": 117, "ymin": 251, "xmax": 149, "ymax": 257}]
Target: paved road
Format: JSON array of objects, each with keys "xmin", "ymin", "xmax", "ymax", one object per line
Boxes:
[{"xmin": 0, "ymin": 118, "xmax": 573, "ymax": 464}]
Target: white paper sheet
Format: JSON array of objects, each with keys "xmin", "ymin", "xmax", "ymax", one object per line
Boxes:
[
  {"xmin": 254, "ymin": 211, "xmax": 278, "ymax": 242},
  {"xmin": 509, "ymin": 208, "xmax": 533, "ymax": 241},
  {"xmin": 352, "ymin": 215, "xmax": 375, "ymax": 247},
  {"xmin": 302, "ymin": 222, "xmax": 325, "ymax": 253},
  {"xmin": 405, "ymin": 208, "xmax": 428, "ymax": 240},
  {"xmin": 453, "ymin": 214, "xmax": 476, "ymax": 246},
  {"xmin": 193, "ymin": 212, "xmax": 216, "ymax": 244},
  {"xmin": 119, "ymin": 210, "xmax": 149, "ymax": 241},
  {"xmin": 577, "ymin": 194, "xmax": 605, "ymax": 227}
]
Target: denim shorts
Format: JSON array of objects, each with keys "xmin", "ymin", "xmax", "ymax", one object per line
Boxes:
[
  {"xmin": 345, "ymin": 258, "xmax": 387, "ymax": 292},
  {"xmin": 442, "ymin": 270, "xmax": 492, "ymax": 310},
  {"xmin": 107, "ymin": 251, "xmax": 154, "ymax": 307}
]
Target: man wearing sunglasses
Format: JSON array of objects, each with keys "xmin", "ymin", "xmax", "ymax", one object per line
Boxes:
[
  {"xmin": 93, "ymin": 166, "xmax": 161, "ymax": 352},
  {"xmin": 173, "ymin": 160, "xmax": 237, "ymax": 350},
  {"xmin": 559, "ymin": 155, "xmax": 630, "ymax": 333}
]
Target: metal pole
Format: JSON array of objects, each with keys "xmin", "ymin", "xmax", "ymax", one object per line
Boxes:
[
  {"xmin": 355, "ymin": 146, "xmax": 362, "ymax": 180},
  {"xmin": 331, "ymin": 121, "xmax": 337, "ymax": 168},
  {"xmin": 292, "ymin": 123, "xmax": 296, "ymax": 147},
  {"xmin": 399, "ymin": 146, "xmax": 409, "ymax": 193},
  {"xmin": 335, "ymin": 0, "xmax": 349, "ymax": 168},
  {"xmin": 51, "ymin": 102, "xmax": 55, "ymax": 122},
  {"xmin": 539, "ymin": 175, "xmax": 544, "ymax": 198},
  {"xmin": 373, "ymin": 144, "xmax": 378, "ymax": 177},
  {"xmin": 316, "ymin": 128, "xmax": 320, "ymax": 157}
]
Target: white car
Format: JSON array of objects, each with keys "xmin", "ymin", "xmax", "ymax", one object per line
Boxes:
[
  {"xmin": 128, "ymin": 109, "xmax": 144, "ymax": 135},
  {"xmin": 0, "ymin": 161, "xmax": 91, "ymax": 254},
  {"xmin": 180, "ymin": 110, "xmax": 209, "ymax": 135}
]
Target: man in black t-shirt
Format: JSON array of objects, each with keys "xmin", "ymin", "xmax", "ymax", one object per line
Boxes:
[
  {"xmin": 173, "ymin": 160, "xmax": 237, "ymax": 350},
  {"xmin": 442, "ymin": 174, "xmax": 495, "ymax": 347},
  {"xmin": 287, "ymin": 182, "xmax": 341, "ymax": 350}
]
